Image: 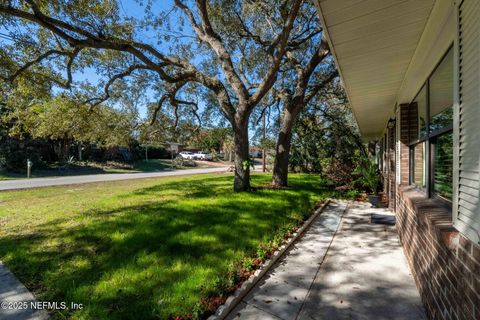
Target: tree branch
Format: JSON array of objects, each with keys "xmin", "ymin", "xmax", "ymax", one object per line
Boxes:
[
  {"xmin": 64, "ymin": 47, "xmax": 81, "ymax": 89},
  {"xmin": 174, "ymin": 0, "xmax": 249, "ymax": 103},
  {"xmin": 235, "ymin": 11, "xmax": 270, "ymax": 47},
  {"xmin": 303, "ymin": 39, "xmax": 329, "ymax": 80},
  {"xmin": 8, "ymin": 48, "xmax": 78, "ymax": 84},
  {"xmin": 0, "ymin": 2, "xmax": 168, "ymax": 71},
  {"xmin": 1, "ymin": 1, "xmax": 238, "ymax": 120},
  {"xmin": 150, "ymin": 82, "xmax": 187, "ymax": 125},
  {"xmin": 305, "ymin": 70, "xmax": 339, "ymax": 104},
  {"xmin": 84, "ymin": 64, "xmax": 149, "ymax": 108},
  {"xmin": 248, "ymin": 0, "xmax": 303, "ymax": 109}
]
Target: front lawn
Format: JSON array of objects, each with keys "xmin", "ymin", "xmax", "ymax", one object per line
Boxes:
[
  {"xmin": 0, "ymin": 159, "xmax": 181, "ymax": 180},
  {"xmin": 0, "ymin": 173, "xmax": 349, "ymax": 319}
]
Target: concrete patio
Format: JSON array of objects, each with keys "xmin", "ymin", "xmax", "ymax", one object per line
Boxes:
[{"xmin": 226, "ymin": 201, "xmax": 426, "ymax": 320}]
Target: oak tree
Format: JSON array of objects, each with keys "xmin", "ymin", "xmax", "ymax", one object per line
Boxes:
[{"xmin": 0, "ymin": 0, "xmax": 305, "ymax": 191}]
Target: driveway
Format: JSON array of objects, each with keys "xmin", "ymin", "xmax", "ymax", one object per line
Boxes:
[{"xmin": 0, "ymin": 167, "xmax": 228, "ymax": 191}]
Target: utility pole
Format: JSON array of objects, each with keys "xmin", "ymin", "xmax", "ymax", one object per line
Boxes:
[{"xmin": 145, "ymin": 145, "xmax": 148, "ymax": 161}]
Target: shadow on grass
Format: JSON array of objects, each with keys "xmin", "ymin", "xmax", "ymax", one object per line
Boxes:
[
  {"xmin": 0, "ymin": 174, "xmax": 349, "ymax": 319},
  {"xmin": 131, "ymin": 159, "xmax": 175, "ymax": 172},
  {"xmin": 0, "ymin": 160, "xmax": 176, "ymax": 180},
  {"xmin": 1, "ymin": 165, "xmax": 112, "ymax": 179}
]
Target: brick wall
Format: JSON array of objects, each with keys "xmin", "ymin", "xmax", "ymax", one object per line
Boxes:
[
  {"xmin": 399, "ymin": 103, "xmax": 417, "ymax": 185},
  {"xmin": 395, "ymin": 187, "xmax": 480, "ymax": 320},
  {"xmin": 412, "ymin": 144, "xmax": 425, "ymax": 186},
  {"xmin": 390, "ymin": 104, "xmax": 480, "ymax": 320}
]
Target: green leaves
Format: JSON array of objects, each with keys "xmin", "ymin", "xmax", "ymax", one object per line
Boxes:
[
  {"xmin": 2, "ymin": 91, "xmax": 134, "ymax": 147},
  {"xmin": 353, "ymin": 157, "xmax": 382, "ymax": 195},
  {"xmin": 194, "ymin": 127, "xmax": 232, "ymax": 152},
  {"xmin": 242, "ymin": 158, "xmax": 254, "ymax": 170}
]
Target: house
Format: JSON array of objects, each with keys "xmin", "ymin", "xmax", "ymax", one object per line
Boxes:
[{"xmin": 313, "ymin": 0, "xmax": 479, "ymax": 319}]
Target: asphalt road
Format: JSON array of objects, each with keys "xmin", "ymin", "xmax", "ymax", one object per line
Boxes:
[{"xmin": 0, "ymin": 167, "xmax": 229, "ymax": 191}]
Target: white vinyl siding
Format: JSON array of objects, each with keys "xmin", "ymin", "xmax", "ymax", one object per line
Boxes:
[{"xmin": 454, "ymin": 0, "xmax": 480, "ymax": 244}]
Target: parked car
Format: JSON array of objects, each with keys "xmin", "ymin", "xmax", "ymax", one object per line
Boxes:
[
  {"xmin": 194, "ymin": 151, "xmax": 213, "ymax": 161},
  {"xmin": 249, "ymin": 151, "xmax": 262, "ymax": 158},
  {"xmin": 178, "ymin": 151, "xmax": 196, "ymax": 159}
]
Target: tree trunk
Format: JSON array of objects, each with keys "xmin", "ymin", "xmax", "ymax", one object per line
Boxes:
[
  {"xmin": 78, "ymin": 142, "xmax": 83, "ymax": 161},
  {"xmin": 262, "ymin": 111, "xmax": 266, "ymax": 172},
  {"xmin": 272, "ymin": 106, "xmax": 298, "ymax": 187},
  {"xmin": 233, "ymin": 118, "xmax": 250, "ymax": 192},
  {"xmin": 272, "ymin": 129, "xmax": 293, "ymax": 187},
  {"xmin": 54, "ymin": 140, "xmax": 70, "ymax": 162}
]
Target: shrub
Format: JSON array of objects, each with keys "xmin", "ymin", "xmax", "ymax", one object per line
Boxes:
[{"xmin": 353, "ymin": 157, "xmax": 382, "ymax": 194}]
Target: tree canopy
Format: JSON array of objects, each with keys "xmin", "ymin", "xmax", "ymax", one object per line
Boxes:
[
  {"xmin": 0, "ymin": 0, "xmax": 318, "ymax": 191},
  {"xmin": 1, "ymin": 0, "xmax": 351, "ymax": 190}
]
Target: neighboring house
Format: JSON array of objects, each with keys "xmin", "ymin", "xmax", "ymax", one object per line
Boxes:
[{"xmin": 314, "ymin": 0, "xmax": 479, "ymax": 319}]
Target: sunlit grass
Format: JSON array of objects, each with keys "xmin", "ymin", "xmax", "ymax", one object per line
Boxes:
[{"xmin": 0, "ymin": 173, "xmax": 349, "ymax": 319}]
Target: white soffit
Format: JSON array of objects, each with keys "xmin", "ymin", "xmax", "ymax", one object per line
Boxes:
[{"xmin": 314, "ymin": 0, "xmax": 436, "ymax": 141}]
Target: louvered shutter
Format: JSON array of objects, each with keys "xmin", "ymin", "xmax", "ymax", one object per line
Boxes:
[{"xmin": 455, "ymin": 0, "xmax": 480, "ymax": 244}]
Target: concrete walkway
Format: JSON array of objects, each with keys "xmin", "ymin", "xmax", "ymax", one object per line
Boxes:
[
  {"xmin": 0, "ymin": 167, "xmax": 227, "ymax": 191},
  {"xmin": 226, "ymin": 201, "xmax": 347, "ymax": 319},
  {"xmin": 227, "ymin": 201, "xmax": 426, "ymax": 320},
  {"xmin": 0, "ymin": 262, "xmax": 49, "ymax": 320}
]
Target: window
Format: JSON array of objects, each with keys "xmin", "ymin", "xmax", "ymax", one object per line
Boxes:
[
  {"xmin": 429, "ymin": 49, "xmax": 453, "ymax": 132},
  {"xmin": 432, "ymin": 132, "xmax": 453, "ymax": 200},
  {"xmin": 409, "ymin": 47, "xmax": 453, "ymax": 203}
]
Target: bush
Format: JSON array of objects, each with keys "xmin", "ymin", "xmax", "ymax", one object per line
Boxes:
[
  {"xmin": 321, "ymin": 157, "xmax": 356, "ymax": 188},
  {"xmin": 173, "ymin": 157, "xmax": 197, "ymax": 167},
  {"xmin": 0, "ymin": 137, "xmax": 51, "ymax": 171},
  {"xmin": 353, "ymin": 157, "xmax": 382, "ymax": 194},
  {"xmin": 129, "ymin": 141, "xmax": 170, "ymax": 161}
]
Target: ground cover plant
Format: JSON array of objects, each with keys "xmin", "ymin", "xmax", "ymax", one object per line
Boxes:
[{"xmin": 0, "ymin": 173, "xmax": 353, "ymax": 319}]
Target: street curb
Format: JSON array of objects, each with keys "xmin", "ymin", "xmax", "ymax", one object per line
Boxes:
[{"xmin": 207, "ymin": 199, "xmax": 331, "ymax": 320}]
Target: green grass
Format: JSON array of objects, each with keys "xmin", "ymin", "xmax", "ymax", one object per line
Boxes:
[
  {"xmin": 0, "ymin": 175, "xmax": 16, "ymax": 180},
  {"xmin": 94, "ymin": 159, "xmax": 175, "ymax": 174},
  {"xmin": 0, "ymin": 159, "xmax": 189, "ymax": 180},
  {"xmin": 0, "ymin": 173, "xmax": 349, "ymax": 319}
]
